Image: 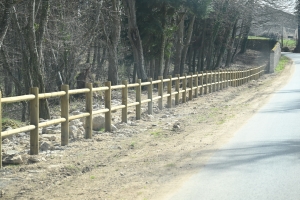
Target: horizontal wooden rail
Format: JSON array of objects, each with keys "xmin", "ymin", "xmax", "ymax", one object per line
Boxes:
[
  {"xmin": 39, "ymin": 118, "xmax": 66, "ymax": 128},
  {"xmin": 141, "ymin": 99, "xmax": 151, "ymax": 104},
  {"xmin": 152, "ymin": 80, "xmax": 161, "ymax": 84},
  {"xmin": 92, "ymin": 87, "xmax": 109, "ymax": 92},
  {"xmin": 2, "ymin": 125, "xmax": 36, "ymax": 138},
  {"xmin": 152, "ymin": 96, "xmax": 162, "ymax": 101},
  {"xmin": 141, "ymin": 82, "xmax": 151, "ymax": 86},
  {"xmin": 69, "ymin": 113, "xmax": 90, "ymax": 121},
  {"xmin": 127, "ymin": 102, "xmax": 140, "ymax": 107},
  {"xmin": 1, "ymin": 95, "xmax": 35, "ymax": 103},
  {"xmin": 69, "ymin": 88, "xmax": 90, "ymax": 95},
  {"xmin": 111, "ymin": 105, "xmax": 126, "ymax": 111},
  {"xmin": 111, "ymin": 85, "xmax": 125, "ymax": 90},
  {"xmin": 127, "ymin": 83, "xmax": 139, "ymax": 88},
  {"xmin": 93, "ymin": 109, "xmax": 109, "ymax": 115},
  {"xmin": 38, "ymin": 91, "xmax": 66, "ymax": 99}
]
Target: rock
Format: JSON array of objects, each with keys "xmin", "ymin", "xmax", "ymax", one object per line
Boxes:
[
  {"xmin": 71, "ymin": 111, "xmax": 82, "ymax": 115},
  {"xmin": 3, "ymin": 155, "xmax": 23, "ymax": 164},
  {"xmin": 173, "ymin": 124, "xmax": 180, "ymax": 129},
  {"xmin": 0, "ymin": 190, "xmax": 5, "ymax": 198},
  {"xmin": 17, "ymin": 132, "xmax": 26, "ymax": 137},
  {"xmin": 70, "ymin": 119, "xmax": 82, "ymax": 126},
  {"xmin": 4, "ymin": 127, "xmax": 13, "ymax": 131},
  {"xmin": 69, "ymin": 125, "xmax": 78, "ymax": 139},
  {"xmin": 28, "ymin": 156, "xmax": 41, "ymax": 163},
  {"xmin": 42, "ymin": 128, "xmax": 60, "ymax": 134},
  {"xmin": 111, "ymin": 125, "xmax": 118, "ymax": 131},
  {"xmin": 2, "ymin": 138, "xmax": 10, "ymax": 144},
  {"xmin": 5, "ymin": 150, "xmax": 19, "ymax": 156},
  {"xmin": 92, "ymin": 115, "xmax": 105, "ymax": 131},
  {"xmin": 82, "ymin": 166, "xmax": 91, "ymax": 173},
  {"xmin": 50, "ymin": 136, "xmax": 57, "ymax": 141},
  {"xmin": 161, "ymin": 115, "xmax": 169, "ymax": 118},
  {"xmin": 40, "ymin": 141, "xmax": 51, "ymax": 151}
]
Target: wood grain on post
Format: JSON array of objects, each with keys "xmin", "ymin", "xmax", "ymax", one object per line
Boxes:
[
  {"xmin": 122, "ymin": 80, "xmax": 128, "ymax": 122},
  {"xmin": 229, "ymin": 70, "xmax": 233, "ymax": 87},
  {"xmin": 223, "ymin": 71, "xmax": 226, "ymax": 88},
  {"xmin": 209, "ymin": 71, "xmax": 213, "ymax": 93},
  {"xmin": 182, "ymin": 74, "xmax": 187, "ymax": 103},
  {"xmin": 234, "ymin": 71, "xmax": 237, "ymax": 87},
  {"xmin": 195, "ymin": 72, "xmax": 199, "ymax": 98},
  {"xmin": 212, "ymin": 72, "xmax": 215, "ymax": 92},
  {"xmin": 105, "ymin": 81, "xmax": 111, "ymax": 132},
  {"xmin": 199, "ymin": 71, "xmax": 203, "ymax": 95},
  {"xmin": 158, "ymin": 76, "xmax": 163, "ymax": 110},
  {"xmin": 167, "ymin": 75, "xmax": 172, "ymax": 108},
  {"xmin": 189, "ymin": 73, "xmax": 193, "ymax": 100},
  {"xmin": 136, "ymin": 79, "xmax": 142, "ymax": 120},
  {"xmin": 216, "ymin": 70, "xmax": 221, "ymax": 91},
  {"xmin": 0, "ymin": 91, "xmax": 2, "ymax": 168},
  {"xmin": 175, "ymin": 75, "xmax": 180, "ymax": 105},
  {"xmin": 61, "ymin": 85, "xmax": 69, "ymax": 145},
  {"xmin": 148, "ymin": 78, "xmax": 153, "ymax": 114},
  {"xmin": 225, "ymin": 71, "xmax": 227, "ymax": 88},
  {"xmin": 30, "ymin": 87, "xmax": 39, "ymax": 155},
  {"xmin": 204, "ymin": 71, "xmax": 208, "ymax": 94},
  {"xmin": 85, "ymin": 83, "xmax": 93, "ymax": 139},
  {"xmin": 220, "ymin": 71, "xmax": 223, "ymax": 90}
]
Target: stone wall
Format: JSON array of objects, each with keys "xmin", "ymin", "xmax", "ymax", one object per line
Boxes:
[{"xmin": 269, "ymin": 42, "xmax": 281, "ymax": 73}]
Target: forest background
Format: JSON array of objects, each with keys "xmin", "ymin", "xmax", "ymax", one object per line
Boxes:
[{"xmin": 0, "ymin": 0, "xmax": 295, "ymax": 120}]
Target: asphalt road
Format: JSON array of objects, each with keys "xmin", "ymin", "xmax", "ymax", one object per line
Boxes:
[{"xmin": 169, "ymin": 52, "xmax": 300, "ymax": 200}]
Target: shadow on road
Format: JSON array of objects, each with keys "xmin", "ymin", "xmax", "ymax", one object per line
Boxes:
[{"xmin": 198, "ymin": 140, "xmax": 300, "ymax": 171}]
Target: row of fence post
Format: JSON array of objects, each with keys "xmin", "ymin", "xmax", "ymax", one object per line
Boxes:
[{"xmin": 0, "ymin": 67, "xmax": 263, "ymax": 168}]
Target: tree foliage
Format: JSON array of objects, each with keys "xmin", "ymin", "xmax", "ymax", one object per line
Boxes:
[{"xmin": 0, "ymin": 0, "xmax": 293, "ymax": 120}]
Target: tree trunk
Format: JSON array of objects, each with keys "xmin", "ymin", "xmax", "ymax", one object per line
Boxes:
[
  {"xmin": 163, "ymin": 55, "xmax": 170, "ymax": 78},
  {"xmin": 239, "ymin": 0, "xmax": 254, "ymax": 54},
  {"xmin": 180, "ymin": 15, "xmax": 195, "ymax": 75},
  {"xmin": 173, "ymin": 13, "xmax": 185, "ymax": 76},
  {"xmin": 0, "ymin": 0, "xmax": 14, "ymax": 49},
  {"xmin": 107, "ymin": 0, "xmax": 121, "ymax": 85},
  {"xmin": 24, "ymin": 0, "xmax": 50, "ymax": 119},
  {"xmin": 150, "ymin": 58, "xmax": 155, "ymax": 79},
  {"xmin": 225, "ymin": 19, "xmax": 238, "ymax": 67},
  {"xmin": 122, "ymin": 0, "xmax": 148, "ymax": 82}
]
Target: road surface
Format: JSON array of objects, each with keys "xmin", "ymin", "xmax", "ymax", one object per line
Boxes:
[{"xmin": 169, "ymin": 52, "xmax": 300, "ymax": 200}]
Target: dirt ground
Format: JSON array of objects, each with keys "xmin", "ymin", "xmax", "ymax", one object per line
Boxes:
[{"xmin": 0, "ymin": 52, "xmax": 294, "ymax": 200}]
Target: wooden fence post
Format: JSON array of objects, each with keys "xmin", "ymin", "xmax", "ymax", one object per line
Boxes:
[
  {"xmin": 158, "ymin": 76, "xmax": 163, "ymax": 110},
  {"xmin": 204, "ymin": 71, "xmax": 208, "ymax": 94},
  {"xmin": 122, "ymin": 80, "xmax": 128, "ymax": 122},
  {"xmin": 175, "ymin": 75, "xmax": 180, "ymax": 105},
  {"xmin": 223, "ymin": 71, "xmax": 226, "ymax": 88},
  {"xmin": 85, "ymin": 83, "xmax": 93, "ymax": 139},
  {"xmin": 105, "ymin": 81, "xmax": 111, "ymax": 132},
  {"xmin": 61, "ymin": 85, "xmax": 69, "ymax": 145},
  {"xmin": 195, "ymin": 72, "xmax": 199, "ymax": 98},
  {"xmin": 183, "ymin": 74, "xmax": 187, "ymax": 103},
  {"xmin": 234, "ymin": 70, "xmax": 237, "ymax": 87},
  {"xmin": 199, "ymin": 71, "xmax": 203, "ymax": 95},
  {"xmin": 167, "ymin": 75, "xmax": 172, "ymax": 108},
  {"xmin": 216, "ymin": 71, "xmax": 220, "ymax": 91},
  {"xmin": 136, "ymin": 79, "xmax": 141, "ymax": 120},
  {"xmin": 220, "ymin": 70, "xmax": 224, "ymax": 90},
  {"xmin": 212, "ymin": 72, "xmax": 215, "ymax": 92},
  {"xmin": 0, "ymin": 91, "xmax": 2, "ymax": 169},
  {"xmin": 189, "ymin": 73, "xmax": 193, "ymax": 101},
  {"xmin": 30, "ymin": 87, "xmax": 39, "ymax": 155},
  {"xmin": 147, "ymin": 78, "xmax": 153, "ymax": 115}
]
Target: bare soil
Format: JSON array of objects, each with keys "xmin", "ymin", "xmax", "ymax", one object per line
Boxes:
[{"xmin": 0, "ymin": 51, "xmax": 294, "ymax": 200}]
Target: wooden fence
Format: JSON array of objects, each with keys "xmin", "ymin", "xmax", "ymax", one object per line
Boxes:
[{"xmin": 0, "ymin": 66, "xmax": 265, "ymax": 168}]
